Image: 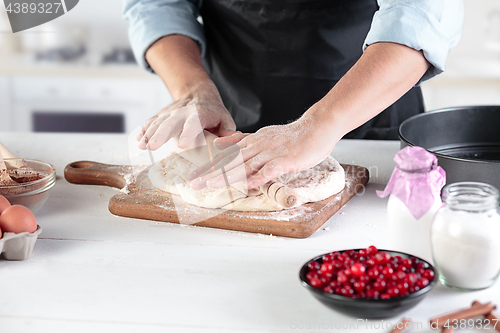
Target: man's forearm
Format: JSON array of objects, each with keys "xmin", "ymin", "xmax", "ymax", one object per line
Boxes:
[
  {"xmin": 309, "ymin": 42, "xmax": 431, "ymax": 141},
  {"xmin": 145, "ymin": 34, "xmax": 215, "ymax": 100}
]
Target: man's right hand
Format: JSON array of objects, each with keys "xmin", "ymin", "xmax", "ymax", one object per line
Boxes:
[{"xmin": 136, "ymin": 82, "xmax": 236, "ymax": 151}]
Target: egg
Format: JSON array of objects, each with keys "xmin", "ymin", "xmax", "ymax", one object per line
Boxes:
[
  {"xmin": 0, "ymin": 205, "xmax": 37, "ymax": 233},
  {"xmin": 0, "ymin": 195, "xmax": 11, "ymax": 214}
]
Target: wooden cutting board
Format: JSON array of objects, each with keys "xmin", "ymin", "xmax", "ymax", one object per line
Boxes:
[{"xmin": 64, "ymin": 161, "xmax": 369, "ymax": 238}]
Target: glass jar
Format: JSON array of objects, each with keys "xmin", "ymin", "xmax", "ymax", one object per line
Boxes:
[
  {"xmin": 431, "ymin": 182, "xmax": 500, "ymax": 290},
  {"xmin": 378, "ymin": 146, "xmax": 446, "ymax": 263}
]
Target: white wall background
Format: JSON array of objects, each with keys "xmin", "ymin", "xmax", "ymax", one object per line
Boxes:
[{"xmin": 450, "ymin": 0, "xmax": 500, "ymax": 60}]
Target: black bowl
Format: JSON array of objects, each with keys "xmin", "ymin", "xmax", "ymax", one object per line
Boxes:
[{"xmin": 299, "ymin": 249, "xmax": 438, "ymax": 319}]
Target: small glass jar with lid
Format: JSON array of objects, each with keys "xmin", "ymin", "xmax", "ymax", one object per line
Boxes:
[{"xmin": 431, "ymin": 182, "xmax": 500, "ymax": 290}]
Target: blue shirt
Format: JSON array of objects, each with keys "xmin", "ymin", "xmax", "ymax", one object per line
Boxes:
[{"xmin": 123, "ymin": 0, "xmax": 463, "ymax": 83}]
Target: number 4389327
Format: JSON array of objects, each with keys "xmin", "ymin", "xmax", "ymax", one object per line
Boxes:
[{"xmin": 5, "ymin": 2, "xmax": 62, "ymax": 14}]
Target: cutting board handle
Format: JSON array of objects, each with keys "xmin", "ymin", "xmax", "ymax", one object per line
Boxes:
[{"xmin": 64, "ymin": 161, "xmax": 133, "ymax": 189}]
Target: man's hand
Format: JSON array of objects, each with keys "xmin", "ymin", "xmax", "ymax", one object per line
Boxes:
[
  {"xmin": 137, "ymin": 83, "xmax": 236, "ymax": 150},
  {"xmin": 188, "ymin": 112, "xmax": 339, "ymax": 190}
]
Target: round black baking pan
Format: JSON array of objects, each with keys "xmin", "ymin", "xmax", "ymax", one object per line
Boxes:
[{"xmin": 399, "ymin": 106, "xmax": 500, "ymax": 190}]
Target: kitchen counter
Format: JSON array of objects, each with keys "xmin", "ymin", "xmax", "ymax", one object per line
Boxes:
[
  {"xmin": 0, "ymin": 55, "xmax": 155, "ymax": 79},
  {"xmin": 0, "ymin": 133, "xmax": 498, "ymax": 333}
]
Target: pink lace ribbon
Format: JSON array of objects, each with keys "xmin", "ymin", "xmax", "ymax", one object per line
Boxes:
[{"xmin": 377, "ymin": 146, "xmax": 446, "ymax": 219}]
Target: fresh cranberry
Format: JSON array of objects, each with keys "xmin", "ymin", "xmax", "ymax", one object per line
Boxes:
[
  {"xmin": 329, "ymin": 280, "xmax": 341, "ymax": 288},
  {"xmin": 345, "ymin": 250, "xmax": 355, "ymax": 257},
  {"xmin": 337, "ymin": 272, "xmax": 348, "ymax": 284},
  {"xmin": 416, "ymin": 278, "xmax": 429, "ymax": 289},
  {"xmin": 397, "ymin": 265, "xmax": 407, "ymax": 273},
  {"xmin": 416, "ymin": 262, "xmax": 427, "ymax": 270},
  {"xmin": 381, "ymin": 266, "xmax": 394, "ymax": 278},
  {"xmin": 367, "ymin": 245, "xmax": 378, "ymax": 255},
  {"xmin": 367, "ymin": 268, "xmax": 379, "ymax": 280},
  {"xmin": 320, "ymin": 263, "xmax": 334, "ymax": 274},
  {"xmin": 386, "ymin": 286, "xmax": 400, "ymax": 298},
  {"xmin": 396, "ymin": 282, "xmax": 409, "ymax": 296},
  {"xmin": 404, "ymin": 273, "xmax": 418, "ymax": 286},
  {"xmin": 306, "ymin": 271, "xmax": 319, "ymax": 281},
  {"xmin": 366, "ymin": 289, "xmax": 380, "ymax": 299},
  {"xmin": 416, "ymin": 267, "xmax": 426, "ymax": 275},
  {"xmin": 375, "ymin": 252, "xmax": 391, "ymax": 265},
  {"xmin": 396, "ymin": 282, "xmax": 409, "ymax": 290},
  {"xmin": 409, "ymin": 286, "xmax": 419, "ymax": 293},
  {"xmin": 351, "ymin": 263, "xmax": 366, "ymax": 277},
  {"xmin": 393, "ymin": 255, "xmax": 403, "ymax": 263},
  {"xmin": 335, "ymin": 286, "xmax": 342, "ymax": 294},
  {"xmin": 340, "ymin": 287, "xmax": 354, "ymax": 297},
  {"xmin": 390, "ymin": 263, "xmax": 400, "ymax": 271},
  {"xmin": 337, "ymin": 254, "xmax": 347, "ymax": 262},
  {"xmin": 323, "ymin": 286, "xmax": 334, "ymax": 294},
  {"xmin": 348, "ymin": 277, "xmax": 357, "ymax": 285},
  {"xmin": 365, "ymin": 258, "xmax": 376, "ymax": 267},
  {"xmin": 343, "ymin": 268, "xmax": 352, "ymax": 276},
  {"xmin": 373, "ymin": 279, "xmax": 387, "ymax": 291},
  {"xmin": 308, "ymin": 261, "xmax": 321, "ymax": 271},
  {"xmin": 380, "ymin": 293, "xmax": 391, "ymax": 299},
  {"xmin": 310, "ymin": 277, "xmax": 323, "ymax": 288},
  {"xmin": 402, "ymin": 258, "xmax": 412, "ymax": 268},
  {"xmin": 353, "ymin": 281, "xmax": 366, "ymax": 293},
  {"xmin": 358, "ymin": 249, "xmax": 367, "ymax": 256},
  {"xmin": 322, "ymin": 254, "xmax": 335, "ymax": 262},
  {"xmin": 333, "ymin": 261, "xmax": 344, "ymax": 269},
  {"xmin": 422, "ymin": 269, "xmax": 435, "ymax": 281},
  {"xmin": 358, "ymin": 275, "xmax": 370, "ymax": 283},
  {"xmin": 387, "ymin": 280, "xmax": 398, "ymax": 287},
  {"xmin": 394, "ymin": 270, "xmax": 406, "ymax": 281}
]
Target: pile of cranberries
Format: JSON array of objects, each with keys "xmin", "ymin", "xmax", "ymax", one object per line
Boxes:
[{"xmin": 304, "ymin": 246, "xmax": 435, "ymax": 299}]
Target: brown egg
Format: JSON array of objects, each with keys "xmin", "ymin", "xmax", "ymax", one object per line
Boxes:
[
  {"xmin": 0, "ymin": 195, "xmax": 11, "ymax": 215},
  {"xmin": 0, "ymin": 205, "xmax": 37, "ymax": 233}
]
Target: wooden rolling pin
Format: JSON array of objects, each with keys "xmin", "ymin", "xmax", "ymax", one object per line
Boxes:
[{"xmin": 260, "ymin": 181, "xmax": 300, "ymax": 208}]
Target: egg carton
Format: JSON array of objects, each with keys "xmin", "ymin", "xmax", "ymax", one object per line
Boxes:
[{"xmin": 0, "ymin": 226, "xmax": 42, "ymax": 260}]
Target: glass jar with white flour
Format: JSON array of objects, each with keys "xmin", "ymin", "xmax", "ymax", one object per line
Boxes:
[{"xmin": 431, "ymin": 182, "xmax": 500, "ymax": 290}]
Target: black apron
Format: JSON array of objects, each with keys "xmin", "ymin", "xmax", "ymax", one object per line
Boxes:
[{"xmin": 200, "ymin": 0, "xmax": 424, "ymax": 139}]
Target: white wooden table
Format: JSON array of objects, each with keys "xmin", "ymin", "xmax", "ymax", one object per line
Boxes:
[{"xmin": 0, "ymin": 133, "xmax": 498, "ymax": 333}]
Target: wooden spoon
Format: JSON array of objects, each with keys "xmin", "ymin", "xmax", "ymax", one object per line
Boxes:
[{"xmin": 0, "ymin": 151, "xmax": 18, "ymax": 185}]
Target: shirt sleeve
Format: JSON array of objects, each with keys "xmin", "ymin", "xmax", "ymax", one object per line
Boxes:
[
  {"xmin": 364, "ymin": 0, "xmax": 464, "ymax": 83},
  {"xmin": 123, "ymin": 0, "xmax": 205, "ymax": 72}
]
